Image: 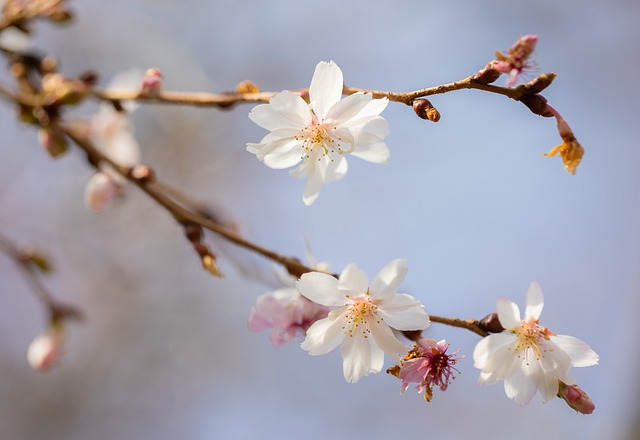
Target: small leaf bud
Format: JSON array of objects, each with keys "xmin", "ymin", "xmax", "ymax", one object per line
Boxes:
[
  {"xmin": 412, "ymin": 99, "xmax": 440, "ymax": 122},
  {"xmin": 235, "ymin": 80, "xmax": 260, "ymax": 94}
]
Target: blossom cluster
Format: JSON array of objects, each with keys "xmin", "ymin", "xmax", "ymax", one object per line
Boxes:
[{"xmin": 249, "ymin": 263, "xmax": 598, "ymax": 411}]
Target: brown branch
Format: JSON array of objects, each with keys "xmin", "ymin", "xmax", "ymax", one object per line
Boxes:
[
  {"xmin": 88, "ymin": 72, "xmax": 555, "ymax": 113},
  {"xmin": 0, "ymin": 232, "xmax": 83, "ymax": 322},
  {"xmin": 57, "ymin": 121, "xmax": 499, "ymax": 338}
]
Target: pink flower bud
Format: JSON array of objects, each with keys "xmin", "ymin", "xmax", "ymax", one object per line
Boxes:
[
  {"xmin": 28, "ymin": 327, "xmax": 64, "ymax": 372},
  {"xmin": 140, "ymin": 68, "xmax": 163, "ymax": 95},
  {"xmin": 84, "ymin": 172, "xmax": 119, "ymax": 213},
  {"xmin": 558, "ymin": 382, "xmax": 595, "ymax": 415}
]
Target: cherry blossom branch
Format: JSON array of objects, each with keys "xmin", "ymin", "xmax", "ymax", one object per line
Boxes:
[
  {"xmin": 87, "ymin": 72, "xmax": 556, "ymax": 117},
  {"xmin": 0, "ymin": 232, "xmax": 82, "ymax": 322},
  {"xmin": 51, "ymin": 119, "xmax": 496, "ymax": 338}
]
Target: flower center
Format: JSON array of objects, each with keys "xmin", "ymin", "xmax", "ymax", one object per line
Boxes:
[
  {"xmin": 512, "ymin": 318, "xmax": 555, "ymax": 362},
  {"xmin": 342, "ymin": 294, "xmax": 379, "ymax": 338},
  {"xmin": 296, "ymin": 118, "xmax": 345, "ymax": 162}
]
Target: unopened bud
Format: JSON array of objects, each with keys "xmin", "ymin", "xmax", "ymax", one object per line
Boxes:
[
  {"xmin": 519, "ymin": 73, "xmax": 556, "ymax": 94},
  {"xmin": 140, "ymin": 68, "xmax": 163, "ymax": 96},
  {"xmin": 518, "ymin": 94, "xmax": 553, "ymax": 117},
  {"xmin": 27, "ymin": 324, "xmax": 64, "ymax": 372},
  {"xmin": 16, "ymin": 243, "xmax": 51, "ymax": 272},
  {"xmin": 478, "ymin": 312, "xmax": 505, "ymax": 334},
  {"xmin": 184, "ymin": 224, "xmax": 203, "ymax": 243},
  {"xmin": 558, "ymin": 382, "xmax": 595, "ymax": 415},
  {"xmin": 202, "ymin": 254, "xmax": 223, "ymax": 278},
  {"xmin": 38, "ymin": 126, "xmax": 68, "ymax": 158},
  {"xmin": 48, "ymin": 8, "xmax": 74, "ymax": 23},
  {"xmin": 412, "ymin": 99, "xmax": 440, "ymax": 122},
  {"xmin": 131, "ymin": 164, "xmax": 154, "ymax": 182},
  {"xmin": 84, "ymin": 172, "xmax": 118, "ymax": 213},
  {"xmin": 473, "ymin": 64, "xmax": 502, "ymax": 85},
  {"xmin": 236, "ymin": 80, "xmax": 260, "ymax": 94}
]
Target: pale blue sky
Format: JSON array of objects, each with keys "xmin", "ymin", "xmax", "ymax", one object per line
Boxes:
[{"xmin": 1, "ymin": 1, "xmax": 638, "ymax": 439}]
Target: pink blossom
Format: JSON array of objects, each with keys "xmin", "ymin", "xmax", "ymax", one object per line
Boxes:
[
  {"xmin": 249, "ymin": 270, "xmax": 329, "ymax": 347},
  {"xmin": 390, "ymin": 338, "xmax": 461, "ymax": 402},
  {"xmin": 493, "ymin": 35, "xmax": 538, "ymax": 86}
]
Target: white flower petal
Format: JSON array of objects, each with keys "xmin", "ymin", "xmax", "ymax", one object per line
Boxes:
[
  {"xmin": 504, "ymin": 361, "xmax": 540, "ymax": 406},
  {"xmin": 354, "ymin": 97, "xmax": 389, "ymax": 119},
  {"xmin": 539, "ymin": 373, "xmax": 560, "ymax": 403},
  {"xmin": 301, "ymin": 315, "xmax": 347, "ymax": 356},
  {"xmin": 369, "ymin": 259, "xmax": 408, "ymax": 302},
  {"xmin": 350, "ymin": 140, "xmax": 390, "ymax": 164},
  {"xmin": 473, "ymin": 332, "xmax": 516, "ymax": 371},
  {"xmin": 302, "ymin": 157, "xmax": 327, "ymax": 206},
  {"xmin": 369, "ymin": 320, "xmax": 405, "ymax": 358},
  {"xmin": 496, "ymin": 297, "xmax": 521, "ymax": 329},
  {"xmin": 249, "ymin": 98, "xmax": 305, "ymax": 131},
  {"xmin": 288, "ymin": 160, "xmax": 309, "ymax": 179},
  {"xmin": 377, "ymin": 293, "xmax": 430, "ymax": 330},
  {"xmin": 325, "ymin": 92, "xmax": 371, "ymax": 125},
  {"xmin": 369, "ymin": 341, "xmax": 385, "ymax": 374},
  {"xmin": 342, "ymin": 115, "xmax": 390, "ymax": 140},
  {"xmin": 324, "ymin": 155, "xmax": 348, "ymax": 184},
  {"xmin": 309, "ymin": 61, "xmax": 343, "ymax": 119},
  {"xmin": 337, "ymin": 263, "xmax": 369, "ymax": 295},
  {"xmin": 262, "ymin": 138, "xmax": 303, "ymax": 169},
  {"xmin": 296, "ymin": 272, "xmax": 343, "ymax": 306},
  {"xmin": 525, "ymin": 281, "xmax": 544, "ymax": 320},
  {"xmin": 550, "ymin": 335, "xmax": 599, "ymax": 367},
  {"xmin": 268, "ymin": 90, "xmax": 312, "ymax": 127},
  {"xmin": 341, "ymin": 331, "xmax": 371, "ymax": 383}
]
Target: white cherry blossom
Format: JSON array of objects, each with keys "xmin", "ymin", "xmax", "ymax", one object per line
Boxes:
[
  {"xmin": 473, "ymin": 282, "xmax": 599, "ymax": 406},
  {"xmin": 247, "ymin": 61, "xmax": 390, "ymax": 205},
  {"xmin": 297, "ymin": 259, "xmax": 430, "ymax": 383}
]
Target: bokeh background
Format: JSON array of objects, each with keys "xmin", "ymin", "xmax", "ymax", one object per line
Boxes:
[{"xmin": 1, "ymin": 1, "xmax": 639, "ymax": 439}]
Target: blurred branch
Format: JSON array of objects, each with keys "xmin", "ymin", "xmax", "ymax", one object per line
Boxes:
[{"xmin": 0, "ymin": 232, "xmax": 83, "ymax": 322}]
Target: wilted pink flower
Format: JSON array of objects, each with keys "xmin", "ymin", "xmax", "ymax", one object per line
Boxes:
[
  {"xmin": 27, "ymin": 326, "xmax": 64, "ymax": 372},
  {"xmin": 249, "ymin": 268, "xmax": 329, "ymax": 347},
  {"xmin": 544, "ymin": 104, "xmax": 584, "ymax": 174},
  {"xmin": 558, "ymin": 382, "xmax": 595, "ymax": 415},
  {"xmin": 389, "ymin": 338, "xmax": 461, "ymax": 402},
  {"xmin": 492, "ymin": 35, "xmax": 538, "ymax": 86}
]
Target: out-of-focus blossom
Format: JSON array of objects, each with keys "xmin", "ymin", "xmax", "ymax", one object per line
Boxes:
[
  {"xmin": 248, "ymin": 266, "xmax": 330, "ymax": 347},
  {"xmin": 492, "ymin": 35, "xmax": 538, "ymax": 86},
  {"xmin": 247, "ymin": 61, "xmax": 390, "ymax": 205},
  {"xmin": 84, "ymin": 71, "xmax": 143, "ymax": 212},
  {"xmin": 388, "ymin": 338, "xmax": 461, "ymax": 402},
  {"xmin": 473, "ymin": 282, "xmax": 599, "ymax": 406},
  {"xmin": 140, "ymin": 67, "xmax": 163, "ymax": 96},
  {"xmin": 27, "ymin": 324, "xmax": 64, "ymax": 372},
  {"xmin": 558, "ymin": 382, "xmax": 595, "ymax": 414},
  {"xmin": 0, "ymin": 27, "xmax": 30, "ymax": 52},
  {"xmin": 297, "ymin": 259, "xmax": 430, "ymax": 383}
]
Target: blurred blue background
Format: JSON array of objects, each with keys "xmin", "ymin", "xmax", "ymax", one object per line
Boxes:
[{"xmin": 1, "ymin": 0, "xmax": 638, "ymax": 439}]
